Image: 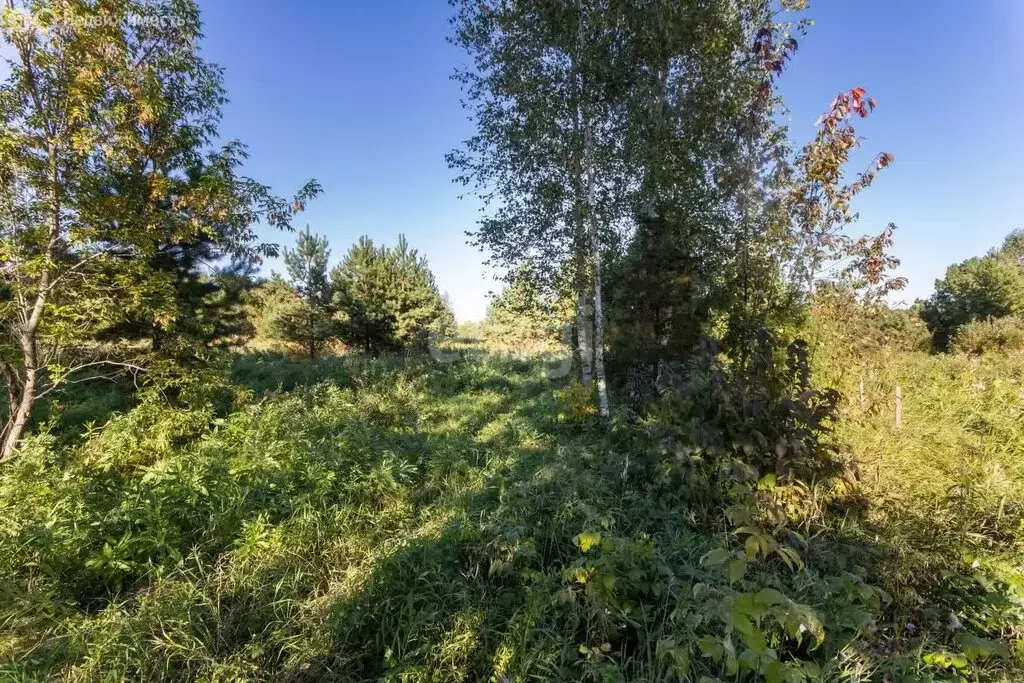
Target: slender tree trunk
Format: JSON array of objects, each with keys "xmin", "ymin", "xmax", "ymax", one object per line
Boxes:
[
  {"xmin": 570, "ymin": 131, "xmax": 593, "ymax": 385},
  {"xmin": 307, "ymin": 307, "xmax": 317, "ymax": 360},
  {"xmin": 590, "ymin": 231, "xmax": 609, "ymax": 419},
  {"xmin": 584, "ymin": 165, "xmax": 609, "ymax": 420},
  {"xmin": 2, "ymin": 313, "xmax": 44, "ymax": 459},
  {"xmin": 3, "ymin": 279, "xmax": 47, "ymax": 459},
  {"xmin": 1, "ymin": 362, "xmax": 19, "ymax": 422},
  {"xmin": 572, "ymin": 0, "xmax": 609, "ymax": 419},
  {"xmin": 2, "ymin": 366, "xmax": 36, "ymax": 458},
  {"xmin": 575, "ymin": 0, "xmax": 609, "ymax": 419},
  {"xmin": 576, "ymin": 283, "xmax": 593, "ymax": 386}
]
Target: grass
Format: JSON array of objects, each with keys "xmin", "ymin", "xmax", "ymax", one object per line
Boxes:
[
  {"xmin": 819, "ymin": 350, "xmax": 1024, "ymax": 654},
  {"xmin": 0, "ymin": 352, "xmax": 1022, "ymax": 681}
]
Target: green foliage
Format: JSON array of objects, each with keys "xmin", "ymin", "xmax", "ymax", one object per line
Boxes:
[
  {"xmin": 951, "ymin": 315, "xmax": 1024, "ymax": 356},
  {"xmin": 0, "ymin": 0, "xmax": 317, "ymax": 457},
  {"xmin": 242, "ymin": 276, "xmax": 304, "ymax": 355},
  {"xmin": 229, "ymin": 352, "xmax": 355, "ymax": 395},
  {"xmin": 0, "ymin": 347, "xmax": 1021, "ymax": 681},
  {"xmin": 278, "ymin": 227, "xmax": 335, "ymax": 360},
  {"xmin": 553, "ymin": 382, "xmax": 598, "ymax": 424},
  {"xmin": 649, "ymin": 333, "xmax": 844, "ymax": 492},
  {"xmin": 922, "ymin": 231, "xmax": 1024, "ymax": 351},
  {"xmin": 1, "ymin": 1, "xmax": 1023, "ymax": 681},
  {"xmin": 331, "ymin": 234, "xmax": 452, "ymax": 354},
  {"xmin": 810, "ymin": 312, "xmax": 1024, "ymax": 682},
  {"xmin": 483, "ymin": 266, "xmax": 567, "ymax": 355},
  {"xmin": 606, "ymin": 213, "xmax": 713, "ymax": 366},
  {"xmin": 809, "ymin": 285, "xmax": 931, "ymax": 374}
]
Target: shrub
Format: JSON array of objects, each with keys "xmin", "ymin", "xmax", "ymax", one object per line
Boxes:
[{"xmin": 951, "ymin": 315, "xmax": 1024, "ymax": 355}]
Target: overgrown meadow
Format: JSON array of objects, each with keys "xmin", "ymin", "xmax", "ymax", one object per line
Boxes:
[{"xmin": 1, "ymin": 347, "xmax": 1021, "ymax": 682}]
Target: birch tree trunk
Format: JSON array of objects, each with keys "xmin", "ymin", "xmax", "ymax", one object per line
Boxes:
[
  {"xmin": 589, "ymin": 212, "xmax": 609, "ymax": 420},
  {"xmin": 576, "ymin": 287, "xmax": 593, "ymax": 386},
  {"xmin": 576, "ymin": 0, "xmax": 609, "ymax": 420}
]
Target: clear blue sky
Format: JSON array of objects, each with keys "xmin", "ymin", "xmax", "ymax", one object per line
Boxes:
[{"xmin": 199, "ymin": 0, "xmax": 1024, "ymax": 321}]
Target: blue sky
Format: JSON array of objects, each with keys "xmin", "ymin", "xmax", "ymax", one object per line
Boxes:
[{"xmin": 199, "ymin": 0, "xmax": 1024, "ymax": 321}]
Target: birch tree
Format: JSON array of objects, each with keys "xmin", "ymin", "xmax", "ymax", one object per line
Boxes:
[{"xmin": 448, "ymin": 0, "xmax": 631, "ymax": 419}]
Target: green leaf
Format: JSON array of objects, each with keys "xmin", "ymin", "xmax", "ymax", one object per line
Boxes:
[
  {"xmin": 697, "ymin": 635, "xmax": 724, "ymax": 663},
  {"xmin": 733, "ymin": 614, "xmax": 768, "ymax": 655},
  {"xmin": 754, "ymin": 588, "xmax": 787, "ymax": 606},
  {"xmin": 656, "ymin": 638, "xmax": 690, "ymax": 677},
  {"xmin": 701, "ymin": 548, "xmax": 731, "ymax": 567},
  {"xmin": 728, "ymin": 558, "xmax": 747, "ymax": 584},
  {"xmin": 575, "ymin": 531, "xmax": 601, "ymax": 553},
  {"xmin": 763, "ymin": 659, "xmax": 785, "ymax": 683},
  {"xmin": 745, "ymin": 534, "xmax": 760, "ymax": 559},
  {"xmin": 953, "ymin": 632, "xmax": 1010, "ymax": 661}
]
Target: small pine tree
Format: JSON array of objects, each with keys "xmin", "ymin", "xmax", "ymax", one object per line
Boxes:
[
  {"xmin": 331, "ymin": 235, "xmax": 450, "ymax": 354},
  {"xmin": 278, "ymin": 227, "xmax": 335, "ymax": 359},
  {"xmin": 484, "ymin": 266, "xmax": 564, "ymax": 354}
]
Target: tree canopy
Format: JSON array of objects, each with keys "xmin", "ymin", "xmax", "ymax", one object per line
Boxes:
[
  {"xmin": 922, "ymin": 229, "xmax": 1024, "ymax": 350},
  {"xmin": 332, "ymin": 234, "xmax": 453, "ymax": 355},
  {"xmin": 0, "ymin": 0, "xmax": 318, "ymax": 458}
]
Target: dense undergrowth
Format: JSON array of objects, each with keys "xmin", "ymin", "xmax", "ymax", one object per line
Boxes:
[
  {"xmin": 819, "ymin": 349, "xmax": 1024, "ymax": 671},
  {"xmin": 1, "ymin": 353, "xmax": 1022, "ymax": 681}
]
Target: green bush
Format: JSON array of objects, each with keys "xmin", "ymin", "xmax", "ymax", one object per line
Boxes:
[{"xmin": 951, "ymin": 316, "xmax": 1024, "ymax": 355}]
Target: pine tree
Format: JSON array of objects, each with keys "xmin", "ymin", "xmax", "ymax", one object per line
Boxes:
[
  {"xmin": 484, "ymin": 266, "xmax": 564, "ymax": 354},
  {"xmin": 278, "ymin": 227, "xmax": 334, "ymax": 359},
  {"xmin": 332, "ymin": 235, "xmax": 450, "ymax": 354}
]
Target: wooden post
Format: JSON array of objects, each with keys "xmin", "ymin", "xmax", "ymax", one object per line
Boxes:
[{"xmin": 895, "ymin": 385, "xmax": 903, "ymax": 428}]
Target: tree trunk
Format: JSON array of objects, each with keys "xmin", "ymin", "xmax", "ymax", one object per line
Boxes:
[
  {"xmin": 576, "ymin": 0, "xmax": 609, "ymax": 420},
  {"xmin": 1, "ymin": 362, "xmax": 19, "ymax": 423},
  {"xmin": 590, "ymin": 216, "xmax": 610, "ymax": 420},
  {"xmin": 576, "ymin": 289, "xmax": 593, "ymax": 386},
  {"xmin": 2, "ymin": 144, "xmax": 60, "ymax": 459},
  {"xmin": 1, "ymin": 366, "xmax": 36, "ymax": 459},
  {"xmin": 2, "ymin": 324, "xmax": 43, "ymax": 459},
  {"xmin": 3, "ymin": 257, "xmax": 52, "ymax": 461}
]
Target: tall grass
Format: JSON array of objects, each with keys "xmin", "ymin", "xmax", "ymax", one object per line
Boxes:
[
  {"xmin": 819, "ymin": 350, "xmax": 1024, "ymax": 650},
  {"xmin": 0, "ymin": 353, "xmax": 1021, "ymax": 681}
]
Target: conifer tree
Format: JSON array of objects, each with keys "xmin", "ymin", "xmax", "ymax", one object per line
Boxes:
[
  {"xmin": 484, "ymin": 265, "xmax": 564, "ymax": 354},
  {"xmin": 278, "ymin": 227, "xmax": 334, "ymax": 359},
  {"xmin": 331, "ymin": 235, "xmax": 450, "ymax": 354}
]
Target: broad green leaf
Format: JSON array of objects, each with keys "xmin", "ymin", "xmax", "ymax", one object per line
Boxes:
[
  {"xmin": 575, "ymin": 531, "xmax": 601, "ymax": 553},
  {"xmin": 728, "ymin": 558, "xmax": 747, "ymax": 584}
]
